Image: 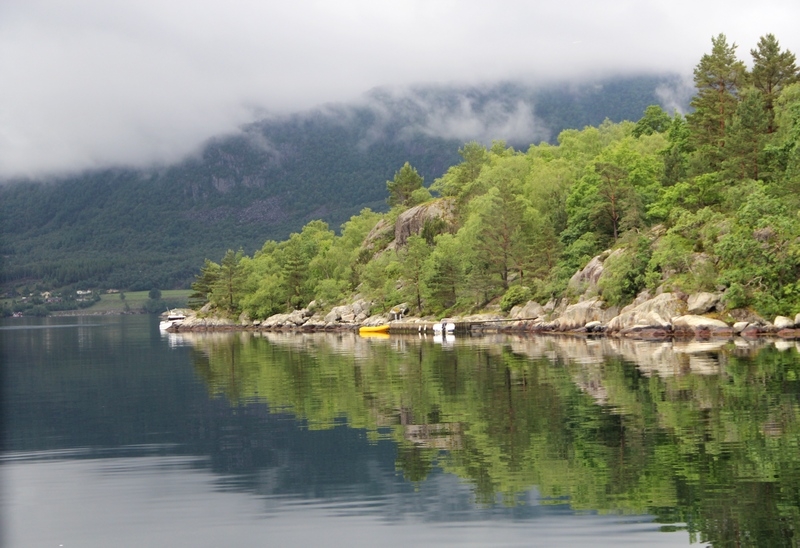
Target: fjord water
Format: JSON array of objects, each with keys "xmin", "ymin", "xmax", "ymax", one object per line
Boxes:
[{"xmin": 4, "ymin": 316, "xmax": 800, "ymax": 547}]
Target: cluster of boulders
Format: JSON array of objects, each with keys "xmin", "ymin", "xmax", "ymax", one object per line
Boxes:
[
  {"xmin": 505, "ymin": 290, "xmax": 800, "ymax": 339},
  {"xmin": 174, "ymin": 299, "xmax": 389, "ymax": 332},
  {"xmin": 173, "ymin": 289, "xmax": 800, "ymax": 340}
]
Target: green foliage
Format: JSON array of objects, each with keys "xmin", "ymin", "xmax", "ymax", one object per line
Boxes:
[
  {"xmin": 721, "ymin": 282, "xmax": 748, "ymax": 309},
  {"xmin": 632, "ymin": 105, "xmax": 672, "ymax": 137},
  {"xmin": 189, "ymin": 259, "xmax": 221, "ymax": 309},
  {"xmin": 179, "ymin": 35, "xmax": 800, "ymax": 319},
  {"xmin": 645, "ymin": 233, "xmax": 693, "ymax": 289},
  {"xmin": 500, "ymin": 285, "xmax": 531, "ymax": 313},
  {"xmin": 721, "ymin": 88, "xmax": 769, "ymax": 181},
  {"xmin": 213, "ymin": 249, "xmax": 246, "ymax": 314},
  {"xmin": 360, "ymin": 251, "xmax": 403, "ymax": 311},
  {"xmin": 597, "ymin": 235, "xmax": 652, "ymax": 306},
  {"xmin": 422, "ymin": 233, "xmax": 464, "ymax": 314},
  {"xmin": 398, "ymin": 235, "xmax": 432, "ymax": 313}
]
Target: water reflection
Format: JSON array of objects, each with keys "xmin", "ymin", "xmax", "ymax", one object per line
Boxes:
[
  {"xmin": 6, "ymin": 317, "xmax": 800, "ymax": 546},
  {"xmin": 181, "ymin": 330, "xmax": 800, "ymax": 546}
]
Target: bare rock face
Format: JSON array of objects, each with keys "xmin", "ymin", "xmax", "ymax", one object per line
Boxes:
[
  {"xmin": 606, "ymin": 293, "xmax": 687, "ymax": 333},
  {"xmin": 324, "ymin": 305, "xmax": 349, "ymax": 324},
  {"xmin": 394, "ymin": 198, "xmax": 456, "ymax": 247},
  {"xmin": 687, "ymin": 292, "xmax": 722, "ymax": 314},
  {"xmin": 568, "ymin": 249, "xmax": 624, "ymax": 297},
  {"xmin": 286, "ymin": 310, "xmax": 308, "ymax": 326},
  {"xmin": 361, "ymin": 218, "xmax": 394, "ymax": 254},
  {"xmin": 362, "ymin": 314, "xmax": 389, "ymax": 326},
  {"xmin": 510, "ymin": 300, "xmax": 546, "ymax": 320},
  {"xmin": 733, "ymin": 321, "xmax": 750, "ymax": 333},
  {"xmin": 544, "ymin": 298, "xmax": 568, "ymax": 319},
  {"xmin": 351, "ymin": 299, "xmax": 371, "ymax": 318},
  {"xmin": 262, "ymin": 313, "xmax": 291, "ymax": 327},
  {"xmin": 672, "ymin": 315, "xmax": 729, "ymax": 329},
  {"xmin": 179, "ymin": 313, "xmax": 236, "ymax": 328},
  {"xmin": 554, "ymin": 297, "xmax": 617, "ymax": 330},
  {"xmin": 727, "ymin": 308, "xmax": 767, "ymax": 325},
  {"xmin": 774, "ymin": 316, "xmax": 795, "ymax": 329}
]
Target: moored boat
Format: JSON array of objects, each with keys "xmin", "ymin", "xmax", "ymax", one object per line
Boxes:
[
  {"xmin": 432, "ymin": 320, "xmax": 455, "ymax": 334},
  {"xmin": 358, "ymin": 324, "xmax": 390, "ymax": 335},
  {"xmin": 159, "ymin": 310, "xmax": 187, "ymax": 331}
]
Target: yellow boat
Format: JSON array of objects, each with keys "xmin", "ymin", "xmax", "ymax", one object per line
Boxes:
[
  {"xmin": 359, "ymin": 331, "xmax": 390, "ymax": 339},
  {"xmin": 359, "ymin": 324, "xmax": 390, "ymax": 335}
]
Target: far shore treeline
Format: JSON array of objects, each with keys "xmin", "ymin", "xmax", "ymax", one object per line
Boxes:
[{"xmin": 188, "ymin": 34, "xmax": 800, "ymax": 321}]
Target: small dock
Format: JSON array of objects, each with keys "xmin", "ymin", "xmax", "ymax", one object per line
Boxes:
[{"xmin": 387, "ymin": 320, "xmax": 504, "ymax": 335}]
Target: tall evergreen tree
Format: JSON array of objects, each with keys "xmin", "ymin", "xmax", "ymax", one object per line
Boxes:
[
  {"xmin": 281, "ymin": 234, "xmax": 309, "ymax": 310},
  {"xmin": 466, "ymin": 177, "xmax": 533, "ymax": 291},
  {"xmin": 750, "ymin": 34, "xmax": 800, "ymax": 133},
  {"xmin": 423, "ymin": 234, "xmax": 463, "ymax": 312},
  {"xmin": 687, "ymin": 34, "xmax": 748, "ymax": 168},
  {"xmin": 189, "ymin": 258, "xmax": 220, "ymax": 309},
  {"xmin": 662, "ymin": 113, "xmax": 692, "ymax": 185},
  {"xmin": 721, "ymin": 88, "xmax": 769, "ymax": 181},
  {"xmin": 386, "ymin": 162, "xmax": 424, "ymax": 207},
  {"xmin": 215, "ymin": 249, "xmax": 245, "ymax": 314},
  {"xmin": 399, "ymin": 235, "xmax": 431, "ymax": 314}
]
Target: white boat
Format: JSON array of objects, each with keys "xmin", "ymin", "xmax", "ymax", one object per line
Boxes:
[
  {"xmin": 159, "ymin": 310, "xmax": 186, "ymax": 331},
  {"xmin": 432, "ymin": 320, "xmax": 455, "ymax": 334}
]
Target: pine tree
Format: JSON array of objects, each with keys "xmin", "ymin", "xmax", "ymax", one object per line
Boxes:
[
  {"xmin": 189, "ymin": 258, "xmax": 220, "ymax": 309},
  {"xmin": 215, "ymin": 250, "xmax": 245, "ymax": 314},
  {"xmin": 400, "ymin": 235, "xmax": 431, "ymax": 314},
  {"xmin": 750, "ymin": 34, "xmax": 800, "ymax": 133},
  {"xmin": 386, "ymin": 162, "xmax": 423, "ymax": 207},
  {"xmin": 687, "ymin": 34, "xmax": 747, "ymax": 168},
  {"xmin": 721, "ymin": 88, "xmax": 769, "ymax": 181}
]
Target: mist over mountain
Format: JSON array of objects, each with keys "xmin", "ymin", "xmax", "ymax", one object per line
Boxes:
[{"xmin": 1, "ymin": 74, "xmax": 688, "ymax": 291}]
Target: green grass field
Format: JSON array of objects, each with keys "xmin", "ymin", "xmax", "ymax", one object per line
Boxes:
[
  {"xmin": 90, "ymin": 290, "xmax": 191, "ymax": 313},
  {"xmin": 2, "ymin": 289, "xmax": 192, "ymax": 316}
]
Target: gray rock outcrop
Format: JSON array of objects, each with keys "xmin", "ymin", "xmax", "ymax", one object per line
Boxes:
[
  {"xmin": 606, "ymin": 292, "xmax": 687, "ymax": 333},
  {"xmin": 510, "ymin": 300, "xmax": 546, "ymax": 320},
  {"xmin": 178, "ymin": 314, "xmax": 236, "ymax": 329},
  {"xmin": 394, "ymin": 199, "xmax": 456, "ymax": 248},
  {"xmin": 554, "ymin": 297, "xmax": 617, "ymax": 330},
  {"xmin": 687, "ymin": 292, "xmax": 721, "ymax": 314},
  {"xmin": 774, "ymin": 316, "xmax": 795, "ymax": 329},
  {"xmin": 567, "ymin": 249, "xmax": 623, "ymax": 296},
  {"xmin": 672, "ymin": 315, "xmax": 729, "ymax": 329}
]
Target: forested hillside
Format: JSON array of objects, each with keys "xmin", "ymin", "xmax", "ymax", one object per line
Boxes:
[
  {"xmin": 1, "ymin": 75, "xmax": 678, "ymax": 294},
  {"xmin": 190, "ymin": 34, "xmax": 800, "ymax": 320}
]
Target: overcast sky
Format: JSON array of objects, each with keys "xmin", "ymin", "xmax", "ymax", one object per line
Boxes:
[{"xmin": 2, "ymin": 0, "xmax": 799, "ymax": 180}]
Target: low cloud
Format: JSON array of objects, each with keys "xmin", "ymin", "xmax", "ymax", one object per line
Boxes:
[
  {"xmin": 1, "ymin": 0, "xmax": 799, "ymax": 179},
  {"xmin": 655, "ymin": 76, "xmax": 697, "ymax": 115},
  {"xmin": 402, "ymin": 93, "xmax": 550, "ymax": 146}
]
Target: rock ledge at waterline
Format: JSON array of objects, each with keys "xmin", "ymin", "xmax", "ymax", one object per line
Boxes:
[{"xmin": 168, "ymin": 293, "xmax": 800, "ymax": 340}]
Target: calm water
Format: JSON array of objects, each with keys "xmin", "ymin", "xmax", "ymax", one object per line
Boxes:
[{"xmin": 4, "ymin": 316, "xmax": 800, "ymax": 546}]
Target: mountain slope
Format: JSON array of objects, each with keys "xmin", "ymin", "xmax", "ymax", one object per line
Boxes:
[{"xmin": 0, "ymin": 74, "xmax": 686, "ymax": 292}]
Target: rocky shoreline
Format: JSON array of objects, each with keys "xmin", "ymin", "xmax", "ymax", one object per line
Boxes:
[{"xmin": 168, "ymin": 291, "xmax": 800, "ymax": 340}]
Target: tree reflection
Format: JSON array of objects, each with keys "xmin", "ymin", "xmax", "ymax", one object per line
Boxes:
[{"xmin": 185, "ymin": 332, "xmax": 800, "ymax": 545}]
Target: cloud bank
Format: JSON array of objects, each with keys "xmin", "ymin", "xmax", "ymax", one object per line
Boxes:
[{"xmin": 1, "ymin": 0, "xmax": 799, "ymax": 179}]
